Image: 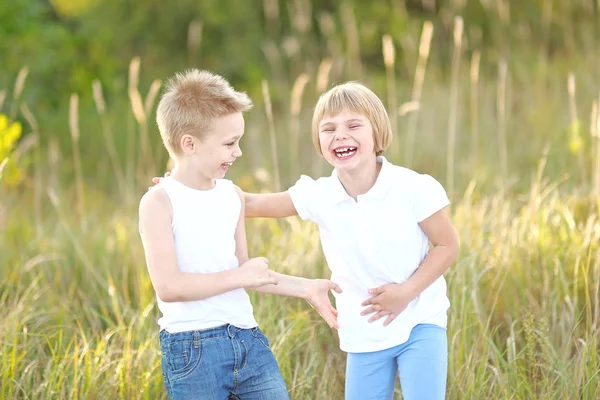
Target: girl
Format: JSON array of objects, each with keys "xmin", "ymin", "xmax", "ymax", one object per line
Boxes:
[{"xmin": 244, "ymin": 82, "xmax": 459, "ymax": 400}]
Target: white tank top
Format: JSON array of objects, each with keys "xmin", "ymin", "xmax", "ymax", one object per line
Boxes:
[{"xmin": 156, "ymin": 177, "xmax": 257, "ymax": 332}]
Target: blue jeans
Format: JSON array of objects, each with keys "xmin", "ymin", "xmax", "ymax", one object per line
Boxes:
[
  {"xmin": 159, "ymin": 325, "xmax": 289, "ymax": 400},
  {"xmin": 345, "ymin": 324, "xmax": 448, "ymax": 400}
]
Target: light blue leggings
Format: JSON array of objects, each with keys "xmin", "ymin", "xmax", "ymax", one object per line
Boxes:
[{"xmin": 345, "ymin": 324, "xmax": 447, "ymax": 400}]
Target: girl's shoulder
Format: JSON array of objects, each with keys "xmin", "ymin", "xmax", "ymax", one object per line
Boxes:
[{"xmin": 384, "ymin": 163, "xmax": 447, "ymax": 195}]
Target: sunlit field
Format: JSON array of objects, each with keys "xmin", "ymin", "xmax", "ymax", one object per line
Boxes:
[{"xmin": 1, "ymin": 2, "xmax": 599, "ymax": 398}]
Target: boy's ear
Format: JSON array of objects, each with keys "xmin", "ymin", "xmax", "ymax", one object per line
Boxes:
[{"xmin": 180, "ymin": 134, "xmax": 195, "ymax": 153}]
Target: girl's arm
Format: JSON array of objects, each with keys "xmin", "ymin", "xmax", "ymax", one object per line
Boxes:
[
  {"xmin": 244, "ymin": 191, "xmax": 298, "ymax": 218},
  {"xmin": 139, "ymin": 188, "xmax": 276, "ymax": 303},
  {"xmin": 403, "ymin": 209, "xmax": 459, "ymax": 296},
  {"xmin": 361, "ymin": 208, "xmax": 459, "ymax": 326},
  {"xmin": 235, "ymin": 187, "xmax": 341, "ymax": 328}
]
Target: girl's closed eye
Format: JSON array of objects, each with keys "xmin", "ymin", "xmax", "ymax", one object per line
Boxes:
[{"xmin": 225, "ymin": 141, "xmax": 236, "ymax": 147}]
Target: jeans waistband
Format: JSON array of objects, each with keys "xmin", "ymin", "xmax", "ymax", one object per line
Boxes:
[{"xmin": 159, "ymin": 324, "xmax": 258, "ymax": 341}]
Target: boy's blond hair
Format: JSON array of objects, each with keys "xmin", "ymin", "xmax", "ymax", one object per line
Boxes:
[
  {"xmin": 156, "ymin": 69, "xmax": 253, "ymax": 156},
  {"xmin": 311, "ymin": 82, "xmax": 393, "ymax": 156}
]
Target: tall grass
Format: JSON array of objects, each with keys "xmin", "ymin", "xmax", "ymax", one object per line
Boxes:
[{"xmin": 1, "ymin": 2, "xmax": 600, "ymax": 399}]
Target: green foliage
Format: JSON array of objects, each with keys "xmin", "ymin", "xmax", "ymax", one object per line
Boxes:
[{"xmin": 1, "ymin": 1, "xmax": 600, "ymax": 398}]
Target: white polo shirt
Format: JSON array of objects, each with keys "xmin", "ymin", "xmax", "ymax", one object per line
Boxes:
[{"xmin": 288, "ymin": 156, "xmax": 451, "ymax": 353}]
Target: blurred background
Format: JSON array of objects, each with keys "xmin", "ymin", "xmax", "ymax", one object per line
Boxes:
[{"xmin": 1, "ymin": 0, "xmax": 599, "ymax": 399}]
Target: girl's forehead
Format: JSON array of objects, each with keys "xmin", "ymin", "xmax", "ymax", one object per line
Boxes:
[{"xmin": 320, "ymin": 109, "xmax": 368, "ymax": 123}]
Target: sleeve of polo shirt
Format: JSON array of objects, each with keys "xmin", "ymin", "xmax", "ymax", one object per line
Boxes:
[
  {"xmin": 412, "ymin": 174, "xmax": 450, "ymax": 222},
  {"xmin": 288, "ymin": 175, "xmax": 320, "ymax": 222}
]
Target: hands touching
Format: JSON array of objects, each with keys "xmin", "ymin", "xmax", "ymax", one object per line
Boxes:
[
  {"xmin": 239, "ymin": 257, "xmax": 278, "ymax": 288},
  {"xmin": 150, "ymin": 171, "xmax": 170, "ymax": 189},
  {"xmin": 305, "ymin": 279, "xmax": 342, "ymax": 329},
  {"xmin": 361, "ymin": 283, "xmax": 415, "ymax": 327}
]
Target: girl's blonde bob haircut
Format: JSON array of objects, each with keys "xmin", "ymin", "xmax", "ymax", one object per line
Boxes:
[{"xmin": 312, "ymin": 82, "xmax": 393, "ymax": 156}]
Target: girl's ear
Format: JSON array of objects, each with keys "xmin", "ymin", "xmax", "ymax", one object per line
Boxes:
[{"xmin": 180, "ymin": 134, "xmax": 195, "ymax": 153}]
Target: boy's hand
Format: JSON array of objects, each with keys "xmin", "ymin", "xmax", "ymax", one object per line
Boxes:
[
  {"xmin": 305, "ymin": 279, "xmax": 342, "ymax": 329},
  {"xmin": 149, "ymin": 171, "xmax": 171, "ymax": 190},
  {"xmin": 360, "ymin": 283, "xmax": 414, "ymax": 327},
  {"xmin": 239, "ymin": 257, "xmax": 278, "ymax": 288}
]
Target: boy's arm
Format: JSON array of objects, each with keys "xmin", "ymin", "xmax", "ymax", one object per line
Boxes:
[
  {"xmin": 244, "ymin": 191, "xmax": 298, "ymax": 218},
  {"xmin": 139, "ymin": 188, "xmax": 276, "ymax": 303},
  {"xmin": 234, "ymin": 187, "xmax": 342, "ymax": 328}
]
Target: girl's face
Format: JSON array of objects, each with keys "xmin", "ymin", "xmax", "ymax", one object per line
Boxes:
[{"xmin": 318, "ymin": 110, "xmax": 376, "ymax": 172}]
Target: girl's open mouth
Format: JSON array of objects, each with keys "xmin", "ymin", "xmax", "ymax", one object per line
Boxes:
[{"xmin": 333, "ymin": 147, "xmax": 357, "ymax": 159}]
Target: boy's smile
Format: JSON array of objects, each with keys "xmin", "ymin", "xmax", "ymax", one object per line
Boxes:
[{"xmin": 172, "ymin": 112, "xmax": 245, "ymax": 190}]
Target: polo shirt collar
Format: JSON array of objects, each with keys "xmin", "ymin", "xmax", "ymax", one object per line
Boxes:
[{"xmin": 330, "ymin": 156, "xmax": 391, "ymax": 203}]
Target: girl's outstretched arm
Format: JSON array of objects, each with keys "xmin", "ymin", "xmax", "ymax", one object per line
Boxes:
[
  {"xmin": 244, "ymin": 191, "xmax": 298, "ymax": 218},
  {"xmin": 234, "ymin": 187, "xmax": 341, "ymax": 328}
]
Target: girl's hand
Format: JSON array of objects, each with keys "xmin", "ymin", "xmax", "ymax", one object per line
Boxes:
[
  {"xmin": 149, "ymin": 171, "xmax": 171, "ymax": 190},
  {"xmin": 305, "ymin": 279, "xmax": 342, "ymax": 329},
  {"xmin": 360, "ymin": 283, "xmax": 415, "ymax": 327}
]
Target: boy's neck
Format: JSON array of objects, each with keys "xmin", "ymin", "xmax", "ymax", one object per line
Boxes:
[
  {"xmin": 336, "ymin": 157, "xmax": 381, "ymax": 200},
  {"xmin": 170, "ymin": 162, "xmax": 215, "ymax": 191}
]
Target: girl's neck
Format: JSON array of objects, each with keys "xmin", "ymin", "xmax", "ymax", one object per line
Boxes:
[
  {"xmin": 336, "ymin": 157, "xmax": 381, "ymax": 200},
  {"xmin": 170, "ymin": 163, "xmax": 215, "ymax": 191}
]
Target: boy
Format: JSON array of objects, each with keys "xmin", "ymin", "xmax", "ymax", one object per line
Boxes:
[{"xmin": 139, "ymin": 69, "xmax": 341, "ymax": 399}]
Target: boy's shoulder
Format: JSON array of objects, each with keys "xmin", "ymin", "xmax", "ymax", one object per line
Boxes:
[
  {"xmin": 139, "ymin": 185, "xmax": 171, "ymax": 215},
  {"xmin": 218, "ymin": 178, "xmax": 243, "ymax": 198}
]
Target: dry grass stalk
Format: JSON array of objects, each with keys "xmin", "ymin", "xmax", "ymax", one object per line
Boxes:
[
  {"xmin": 316, "ymin": 58, "xmax": 332, "ymax": 94},
  {"xmin": 496, "ymin": 59, "xmax": 508, "ymax": 182},
  {"xmin": 340, "ymin": 3, "xmax": 362, "ymax": 77},
  {"xmin": 261, "ymin": 80, "xmax": 281, "ymax": 191},
  {"xmin": 470, "ymin": 51, "xmax": 481, "ymax": 159},
  {"xmin": 382, "ymin": 34, "xmax": 398, "ymax": 157},
  {"xmin": 69, "ymin": 93, "xmax": 85, "ymax": 220},
  {"xmin": 128, "ymin": 57, "xmax": 141, "ymax": 92},
  {"xmin": 10, "ymin": 67, "xmax": 29, "ymax": 119},
  {"xmin": 497, "ymin": 59, "xmax": 508, "ymax": 182},
  {"xmin": 404, "ymin": 21, "xmax": 433, "ymax": 167},
  {"xmin": 567, "ymin": 72, "xmax": 586, "ymax": 184},
  {"xmin": 263, "ymin": 0, "xmax": 280, "ymax": 36},
  {"xmin": 446, "ymin": 16, "xmax": 463, "ymax": 196},
  {"xmin": 20, "ymin": 103, "xmax": 42, "ymax": 230},
  {"xmin": 290, "ymin": 74, "xmax": 310, "ymax": 179},
  {"xmin": 398, "ymin": 101, "xmax": 420, "ymax": 116},
  {"xmin": 289, "ymin": 0, "xmax": 311, "ymax": 33},
  {"xmin": 144, "ymin": 80, "xmax": 162, "ymax": 117},
  {"xmin": 592, "ymin": 100, "xmax": 600, "ymax": 195},
  {"xmin": 129, "ymin": 86, "xmax": 153, "ymax": 174},
  {"xmin": 0, "ymin": 90, "xmax": 6, "ymax": 112},
  {"xmin": 92, "ymin": 80, "xmax": 126, "ymax": 192},
  {"xmin": 187, "ymin": 20, "xmax": 203, "ymax": 61}
]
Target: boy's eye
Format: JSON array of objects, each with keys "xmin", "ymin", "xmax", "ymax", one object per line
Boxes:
[
  {"xmin": 349, "ymin": 125, "xmax": 361, "ymax": 129},
  {"xmin": 225, "ymin": 142, "xmax": 235, "ymax": 146}
]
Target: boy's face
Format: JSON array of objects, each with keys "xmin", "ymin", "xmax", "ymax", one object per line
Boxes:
[
  {"xmin": 318, "ymin": 110, "xmax": 376, "ymax": 172},
  {"xmin": 182, "ymin": 112, "xmax": 245, "ymax": 180}
]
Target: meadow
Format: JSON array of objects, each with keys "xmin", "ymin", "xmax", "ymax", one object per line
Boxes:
[{"xmin": 1, "ymin": 1, "xmax": 600, "ymax": 399}]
